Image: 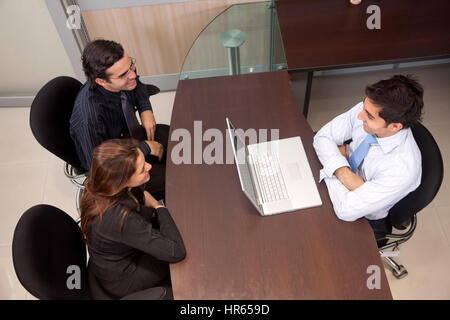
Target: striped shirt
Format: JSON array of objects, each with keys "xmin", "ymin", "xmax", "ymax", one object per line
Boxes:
[{"xmin": 69, "ymin": 77, "xmax": 152, "ymax": 171}]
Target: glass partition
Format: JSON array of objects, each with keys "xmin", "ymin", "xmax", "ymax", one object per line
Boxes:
[{"xmin": 180, "ymin": 1, "xmax": 287, "ymax": 80}]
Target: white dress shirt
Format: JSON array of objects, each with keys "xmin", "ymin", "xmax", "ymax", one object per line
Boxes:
[{"xmin": 313, "ymin": 102, "xmax": 421, "ymax": 222}]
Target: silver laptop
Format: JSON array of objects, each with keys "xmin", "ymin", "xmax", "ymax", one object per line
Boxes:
[{"xmin": 226, "ymin": 117, "xmax": 322, "ymax": 216}]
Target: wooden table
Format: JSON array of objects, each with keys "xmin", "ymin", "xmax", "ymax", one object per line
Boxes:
[
  {"xmin": 276, "ymin": 0, "xmax": 450, "ymax": 116},
  {"xmin": 166, "ymin": 71, "xmax": 392, "ymax": 299}
]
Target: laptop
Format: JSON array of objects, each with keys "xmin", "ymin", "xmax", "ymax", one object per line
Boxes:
[{"xmin": 226, "ymin": 117, "xmax": 322, "ymax": 216}]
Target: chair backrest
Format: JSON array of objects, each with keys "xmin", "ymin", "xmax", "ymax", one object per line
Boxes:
[
  {"xmin": 13, "ymin": 205, "xmax": 171, "ymax": 300},
  {"xmin": 12, "ymin": 204, "xmax": 90, "ymax": 300},
  {"xmin": 388, "ymin": 123, "xmax": 444, "ymax": 229},
  {"xmin": 145, "ymin": 84, "xmax": 160, "ymax": 96},
  {"xmin": 30, "ymin": 76, "xmax": 84, "ymax": 173}
]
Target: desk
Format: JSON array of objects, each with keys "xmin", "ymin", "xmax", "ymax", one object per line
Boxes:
[
  {"xmin": 277, "ymin": 0, "xmax": 450, "ymax": 116},
  {"xmin": 167, "ymin": 71, "xmax": 392, "ymax": 299}
]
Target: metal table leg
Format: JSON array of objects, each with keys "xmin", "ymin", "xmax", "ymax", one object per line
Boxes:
[{"xmin": 303, "ymin": 71, "xmax": 314, "ymax": 118}]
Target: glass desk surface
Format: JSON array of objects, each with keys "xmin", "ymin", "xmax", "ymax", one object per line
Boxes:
[{"xmin": 180, "ymin": 1, "xmax": 287, "ymax": 80}]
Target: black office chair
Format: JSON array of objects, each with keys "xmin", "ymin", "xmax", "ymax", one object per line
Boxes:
[
  {"xmin": 29, "ymin": 76, "xmax": 86, "ymax": 212},
  {"xmin": 130, "ymin": 83, "xmax": 160, "ymax": 114},
  {"xmin": 12, "ymin": 204, "xmax": 172, "ymax": 300},
  {"xmin": 146, "ymin": 84, "xmax": 160, "ymax": 97},
  {"xmin": 374, "ymin": 123, "xmax": 444, "ymax": 279}
]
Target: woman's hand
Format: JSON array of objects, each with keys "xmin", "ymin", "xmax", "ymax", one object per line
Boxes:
[
  {"xmin": 144, "ymin": 190, "xmax": 164, "ymax": 209},
  {"xmin": 145, "ymin": 140, "xmax": 164, "ymax": 162}
]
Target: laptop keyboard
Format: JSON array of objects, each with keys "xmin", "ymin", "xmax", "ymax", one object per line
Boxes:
[{"xmin": 250, "ymin": 153, "xmax": 289, "ymax": 203}]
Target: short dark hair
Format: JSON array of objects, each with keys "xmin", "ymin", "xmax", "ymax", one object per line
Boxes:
[
  {"xmin": 365, "ymin": 74, "xmax": 424, "ymax": 128},
  {"xmin": 82, "ymin": 39, "xmax": 124, "ymax": 89}
]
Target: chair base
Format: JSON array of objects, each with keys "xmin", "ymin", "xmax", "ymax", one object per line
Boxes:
[
  {"xmin": 383, "ymin": 256, "xmax": 408, "ymax": 279},
  {"xmin": 76, "ymin": 187, "xmax": 84, "ymax": 216},
  {"xmin": 64, "ymin": 162, "xmax": 86, "ymax": 216},
  {"xmin": 377, "ymin": 216, "xmax": 417, "ymax": 280}
]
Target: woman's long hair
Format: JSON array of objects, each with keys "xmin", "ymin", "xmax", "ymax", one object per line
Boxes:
[{"xmin": 80, "ymin": 138, "xmax": 142, "ymax": 242}]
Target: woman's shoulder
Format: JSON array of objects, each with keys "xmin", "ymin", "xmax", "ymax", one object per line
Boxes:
[{"xmin": 105, "ymin": 193, "xmax": 139, "ymax": 216}]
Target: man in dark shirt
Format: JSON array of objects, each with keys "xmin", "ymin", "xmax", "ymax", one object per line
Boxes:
[{"xmin": 70, "ymin": 39, "xmax": 168, "ymax": 199}]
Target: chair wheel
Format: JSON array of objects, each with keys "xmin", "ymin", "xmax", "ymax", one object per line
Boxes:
[{"xmin": 392, "ymin": 265, "xmax": 408, "ymax": 279}]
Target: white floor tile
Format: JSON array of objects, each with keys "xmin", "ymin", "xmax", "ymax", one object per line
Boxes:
[
  {"xmin": 0, "ymin": 245, "xmax": 29, "ymax": 300},
  {"xmin": 435, "ymin": 205, "xmax": 450, "ymax": 247},
  {"xmin": 42, "ymin": 155, "xmax": 80, "ymax": 221},
  {"xmin": 0, "ymin": 107, "xmax": 50, "ymax": 166},
  {"xmin": 0, "ymin": 162, "xmax": 47, "ymax": 246},
  {"xmin": 150, "ymin": 91, "xmax": 176, "ymax": 125},
  {"xmin": 383, "ymin": 206, "xmax": 450, "ymax": 299}
]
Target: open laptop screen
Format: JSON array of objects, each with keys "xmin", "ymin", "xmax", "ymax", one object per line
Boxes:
[{"xmin": 226, "ymin": 118, "xmax": 259, "ymax": 206}]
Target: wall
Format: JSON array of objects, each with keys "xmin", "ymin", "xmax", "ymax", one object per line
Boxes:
[
  {"xmin": 0, "ymin": 0, "xmax": 76, "ymax": 97},
  {"xmin": 81, "ymin": 0, "xmax": 263, "ymax": 76}
]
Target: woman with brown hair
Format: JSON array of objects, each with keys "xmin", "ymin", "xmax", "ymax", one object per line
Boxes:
[{"xmin": 80, "ymin": 138, "xmax": 185, "ymax": 299}]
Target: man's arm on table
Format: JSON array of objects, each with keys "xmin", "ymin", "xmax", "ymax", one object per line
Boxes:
[
  {"xmin": 334, "ymin": 166, "xmax": 365, "ymax": 191},
  {"xmin": 323, "ymin": 166, "xmax": 416, "ymax": 221},
  {"xmin": 334, "ymin": 144, "xmax": 364, "ymax": 190}
]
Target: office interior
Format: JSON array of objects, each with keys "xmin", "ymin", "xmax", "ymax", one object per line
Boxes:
[{"xmin": 0, "ymin": 0, "xmax": 449, "ymax": 300}]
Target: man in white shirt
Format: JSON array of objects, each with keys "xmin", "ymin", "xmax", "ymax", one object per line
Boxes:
[{"xmin": 313, "ymin": 75, "xmax": 424, "ymax": 233}]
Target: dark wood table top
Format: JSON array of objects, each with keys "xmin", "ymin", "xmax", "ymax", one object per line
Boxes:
[
  {"xmin": 277, "ymin": 0, "xmax": 450, "ymax": 71},
  {"xmin": 166, "ymin": 71, "xmax": 392, "ymax": 299}
]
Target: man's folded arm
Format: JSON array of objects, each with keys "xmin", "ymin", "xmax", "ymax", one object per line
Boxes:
[
  {"xmin": 334, "ymin": 166, "xmax": 365, "ymax": 191},
  {"xmin": 324, "ymin": 166, "xmax": 417, "ymax": 222},
  {"xmin": 313, "ymin": 103, "xmax": 361, "ymax": 178}
]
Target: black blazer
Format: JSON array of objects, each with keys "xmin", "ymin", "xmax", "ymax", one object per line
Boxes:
[{"xmin": 87, "ymin": 191, "xmax": 186, "ymax": 281}]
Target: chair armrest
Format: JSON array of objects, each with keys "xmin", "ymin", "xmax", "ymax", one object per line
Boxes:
[
  {"xmin": 383, "ymin": 216, "xmax": 416, "ymax": 239},
  {"xmin": 64, "ymin": 162, "xmax": 86, "ymax": 180},
  {"xmin": 64, "ymin": 163, "xmax": 87, "ymax": 189},
  {"xmin": 145, "ymin": 84, "xmax": 160, "ymax": 97},
  {"xmin": 378, "ymin": 216, "xmax": 417, "ymax": 251}
]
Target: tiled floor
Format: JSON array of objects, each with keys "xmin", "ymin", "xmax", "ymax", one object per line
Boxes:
[{"xmin": 0, "ymin": 64, "xmax": 449, "ymax": 299}]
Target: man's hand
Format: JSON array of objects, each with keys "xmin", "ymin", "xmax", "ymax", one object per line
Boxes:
[
  {"xmin": 338, "ymin": 145, "xmax": 347, "ymax": 159},
  {"xmin": 146, "ymin": 140, "xmax": 164, "ymax": 162},
  {"xmin": 334, "ymin": 166, "xmax": 365, "ymax": 191},
  {"xmin": 144, "ymin": 191, "xmax": 164, "ymax": 209},
  {"xmin": 140, "ymin": 110, "xmax": 156, "ymax": 141}
]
